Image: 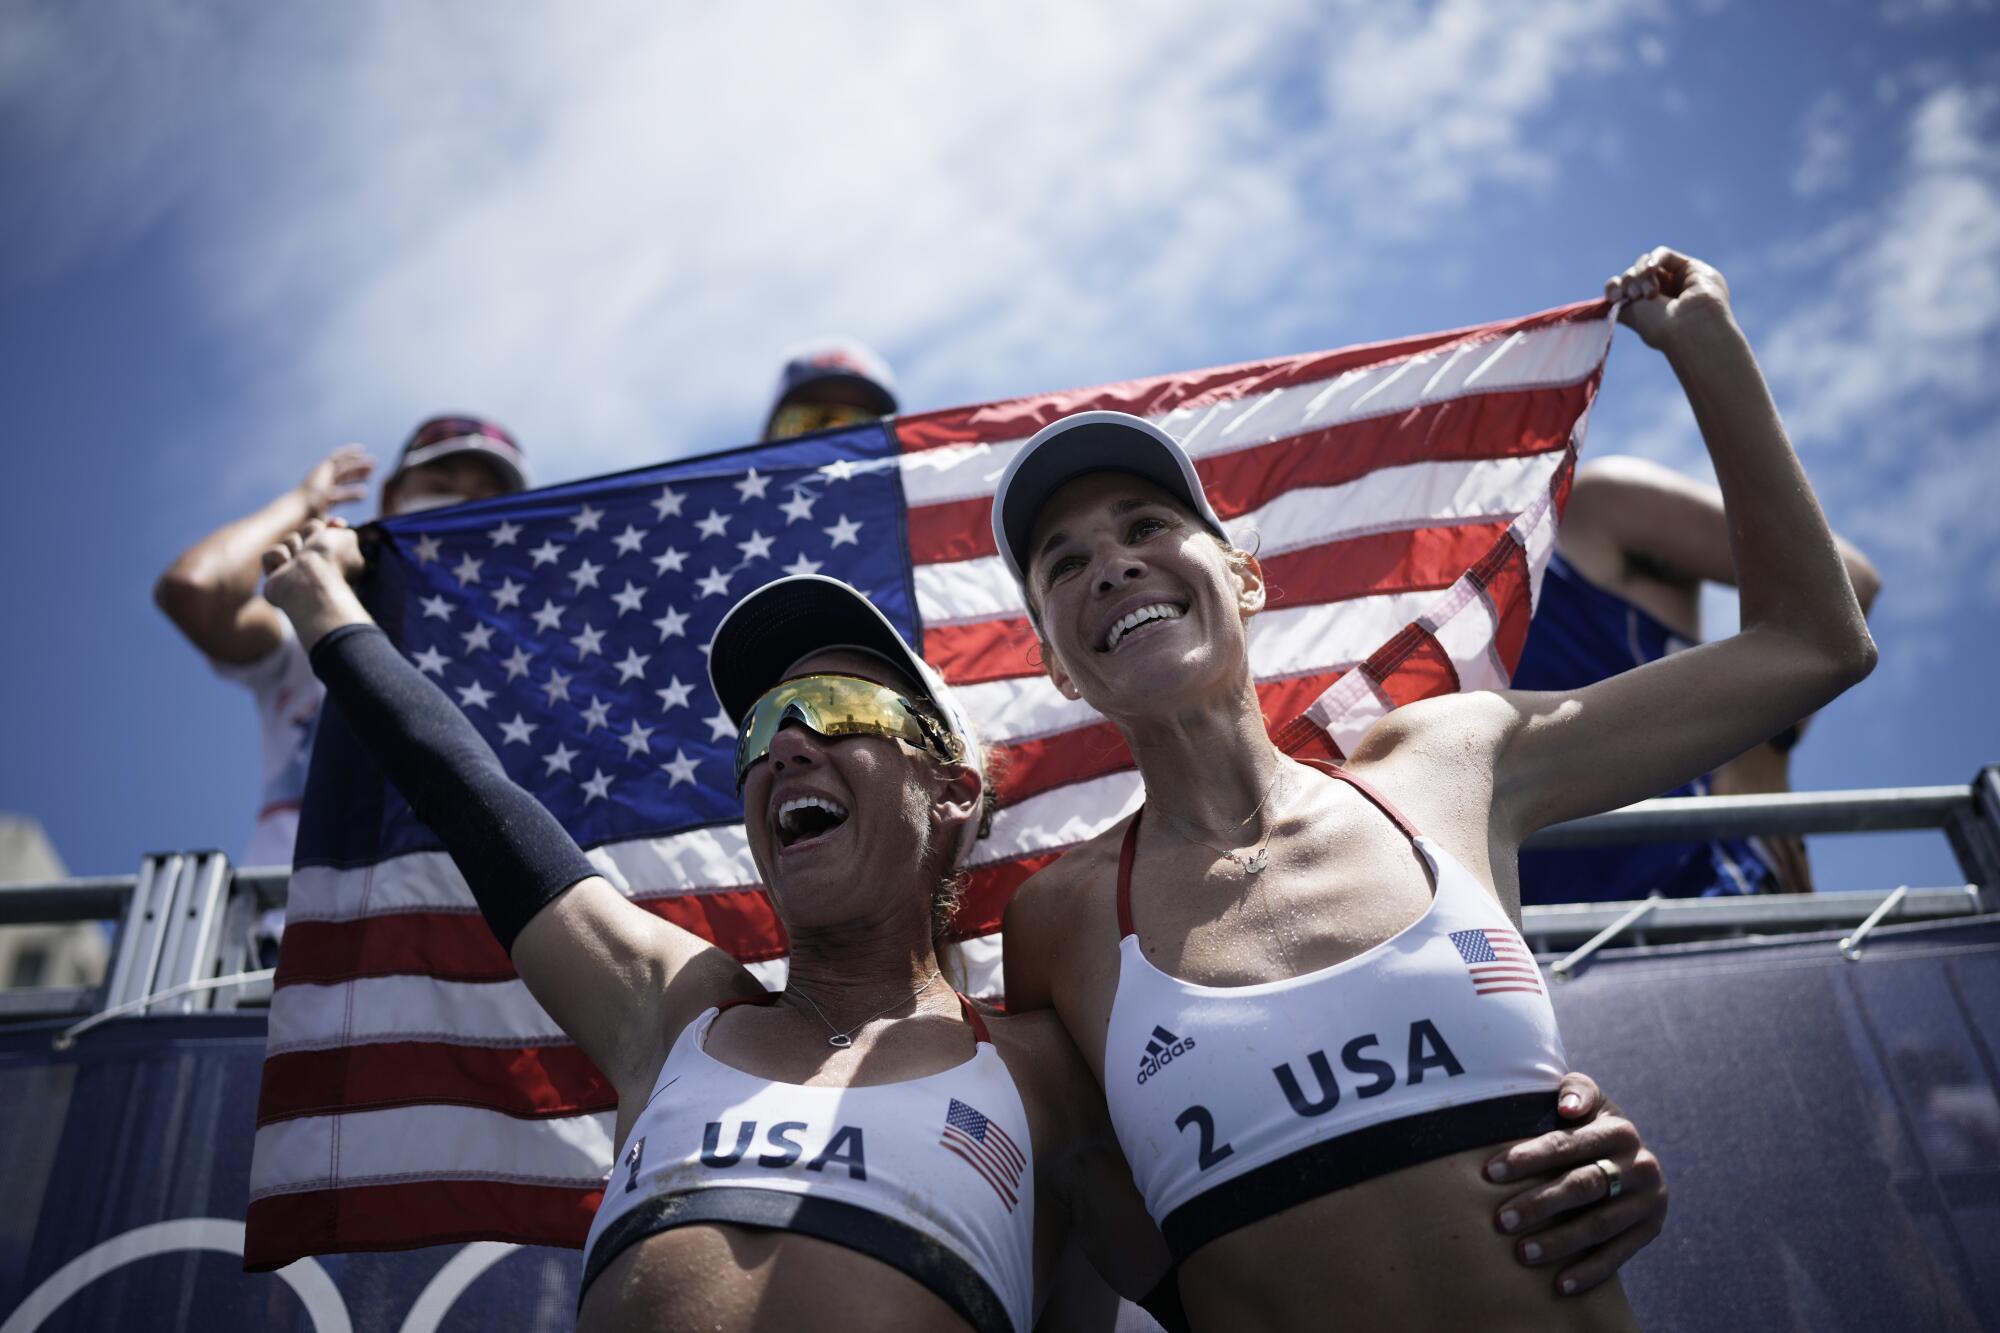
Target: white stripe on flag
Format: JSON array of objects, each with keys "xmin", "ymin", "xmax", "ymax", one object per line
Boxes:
[
  {"xmin": 948, "ymin": 590, "xmax": 1443, "ymax": 745},
  {"xmin": 287, "ymin": 827, "xmax": 763, "ymax": 925},
  {"xmin": 969, "ymin": 771, "xmax": 1145, "ymax": 867},
  {"xmin": 897, "ymin": 318, "xmax": 1611, "ymax": 509},
  {"xmin": 250, "ymin": 1105, "xmax": 614, "ymax": 1199},
  {"xmin": 1426, "ymin": 578, "xmax": 1509, "ymax": 695},
  {"xmin": 912, "ymin": 452, "xmax": 1565, "ymax": 627},
  {"xmin": 266, "ymin": 975, "xmax": 565, "ymax": 1054}
]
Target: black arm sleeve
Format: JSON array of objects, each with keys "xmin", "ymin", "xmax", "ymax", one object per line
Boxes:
[{"xmin": 309, "ymin": 622, "xmax": 598, "ymax": 952}]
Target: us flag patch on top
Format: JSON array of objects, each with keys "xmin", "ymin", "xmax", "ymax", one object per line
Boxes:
[{"xmin": 1449, "ymin": 927, "xmax": 1545, "ymax": 997}]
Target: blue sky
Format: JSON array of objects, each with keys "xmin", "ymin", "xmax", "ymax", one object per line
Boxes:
[{"xmin": 2, "ymin": 0, "xmax": 1995, "ymax": 892}]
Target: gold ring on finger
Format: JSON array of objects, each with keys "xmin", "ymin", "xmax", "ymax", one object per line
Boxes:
[{"xmin": 1594, "ymin": 1157, "xmax": 1623, "ymax": 1200}]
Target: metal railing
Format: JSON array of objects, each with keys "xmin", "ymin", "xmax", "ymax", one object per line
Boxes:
[{"xmin": 3, "ymin": 765, "xmax": 1995, "ymax": 1020}]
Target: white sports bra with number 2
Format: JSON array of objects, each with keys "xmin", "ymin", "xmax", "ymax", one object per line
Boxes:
[{"xmin": 1102, "ymin": 761, "xmax": 1568, "ymax": 1262}]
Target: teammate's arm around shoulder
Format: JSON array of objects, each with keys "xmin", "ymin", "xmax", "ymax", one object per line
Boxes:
[
  {"xmin": 999, "ymin": 1010, "xmax": 1182, "ymax": 1331},
  {"xmin": 260, "ymin": 518, "xmax": 763, "ymax": 1091},
  {"xmin": 1495, "ymin": 249, "xmax": 1876, "ymax": 838}
]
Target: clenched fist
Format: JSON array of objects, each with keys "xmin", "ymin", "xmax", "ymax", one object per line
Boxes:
[
  {"xmin": 1605, "ymin": 247, "xmax": 1735, "ymax": 353},
  {"xmin": 261, "ymin": 516, "xmax": 373, "ymax": 650}
]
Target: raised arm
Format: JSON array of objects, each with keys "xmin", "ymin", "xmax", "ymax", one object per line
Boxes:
[
  {"xmin": 154, "ymin": 445, "xmax": 375, "ymax": 664},
  {"xmin": 1561, "ymin": 454, "xmax": 1881, "ymax": 618},
  {"xmin": 1496, "ymin": 249, "xmax": 1877, "ymax": 836},
  {"xmin": 261, "ymin": 517, "xmax": 764, "ymax": 1091}
]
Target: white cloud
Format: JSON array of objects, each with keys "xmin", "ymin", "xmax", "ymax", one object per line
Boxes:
[
  {"xmin": 1792, "ymin": 90, "xmax": 1855, "ymax": 197},
  {"xmin": 1879, "ymin": 0, "xmax": 1996, "ymax": 23},
  {"xmin": 2, "ymin": 0, "xmax": 1650, "ymax": 500},
  {"xmin": 1754, "ymin": 80, "xmax": 2000, "ymax": 625},
  {"xmin": 1761, "ymin": 82, "xmax": 2000, "ymax": 451}
]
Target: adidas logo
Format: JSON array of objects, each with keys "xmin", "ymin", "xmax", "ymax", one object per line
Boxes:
[{"xmin": 1136, "ymin": 1024, "xmax": 1196, "ymax": 1085}]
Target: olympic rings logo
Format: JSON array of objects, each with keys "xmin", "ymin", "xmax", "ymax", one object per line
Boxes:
[{"xmin": 0, "ymin": 1220, "xmax": 525, "ymax": 1333}]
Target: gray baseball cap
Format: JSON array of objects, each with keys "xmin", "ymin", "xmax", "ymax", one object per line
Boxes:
[{"xmin": 989, "ymin": 410, "xmax": 1226, "ymax": 587}]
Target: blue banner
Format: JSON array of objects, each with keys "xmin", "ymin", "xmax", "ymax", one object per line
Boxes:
[{"xmin": 4, "ymin": 915, "xmax": 1998, "ymax": 1330}]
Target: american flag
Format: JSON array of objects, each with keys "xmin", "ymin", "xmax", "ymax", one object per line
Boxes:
[
  {"xmin": 939, "ymin": 1098, "xmax": 1026, "ymax": 1211},
  {"xmin": 1449, "ymin": 927, "xmax": 1547, "ymax": 997},
  {"xmin": 245, "ymin": 299, "xmax": 1613, "ymax": 1268}
]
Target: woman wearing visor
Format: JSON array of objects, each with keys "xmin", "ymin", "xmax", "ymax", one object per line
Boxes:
[
  {"xmin": 996, "ymin": 250, "xmax": 1873, "ymax": 1330},
  {"xmin": 257, "ymin": 527, "xmax": 1176, "ymax": 1333}
]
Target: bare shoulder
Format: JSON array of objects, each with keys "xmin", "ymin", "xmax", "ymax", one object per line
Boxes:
[
  {"xmin": 1005, "ymin": 818, "xmax": 1125, "ymax": 934},
  {"xmin": 985, "ymin": 1004, "xmax": 1081, "ymax": 1070},
  {"xmin": 983, "ymin": 1004, "xmax": 1098, "ymax": 1143},
  {"xmin": 1349, "ymin": 689, "xmax": 1518, "ymax": 771}
]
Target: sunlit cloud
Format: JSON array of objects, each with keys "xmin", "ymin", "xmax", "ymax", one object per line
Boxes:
[{"xmin": 3, "ymin": 0, "xmax": 1652, "ymax": 499}]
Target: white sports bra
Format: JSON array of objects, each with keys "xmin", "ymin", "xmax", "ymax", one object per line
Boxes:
[
  {"xmin": 1102, "ymin": 762, "xmax": 1567, "ymax": 1261},
  {"xmin": 582, "ymin": 992, "xmax": 1036, "ymax": 1333}
]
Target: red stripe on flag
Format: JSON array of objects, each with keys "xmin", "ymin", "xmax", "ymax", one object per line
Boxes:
[
  {"xmin": 264, "ymin": 857, "xmax": 1046, "ymax": 987},
  {"xmin": 1362, "ymin": 625, "xmax": 1460, "ymax": 709},
  {"xmin": 1471, "ymin": 984, "xmax": 1547, "ymax": 996},
  {"xmin": 272, "ymin": 890, "xmax": 789, "ymax": 992},
  {"xmin": 276, "ymin": 913, "xmax": 512, "ymax": 986},
  {"xmin": 893, "ymin": 300, "xmax": 1608, "ymax": 454},
  {"xmin": 1260, "ymin": 521, "xmax": 1516, "ymax": 610},
  {"xmin": 907, "ymin": 494, "xmax": 1007, "ymax": 567},
  {"xmin": 1550, "ymin": 442, "xmax": 1579, "ymax": 519},
  {"xmin": 256, "ymin": 1041, "xmax": 614, "ymax": 1127},
  {"xmin": 1253, "ymin": 671, "xmax": 1358, "ymax": 737},
  {"xmin": 989, "ymin": 721, "xmax": 1133, "ymax": 805},
  {"xmin": 924, "ymin": 616, "xmax": 1045, "ymax": 687},
  {"xmin": 643, "ymin": 887, "xmax": 789, "ymax": 962},
  {"xmin": 905, "ymin": 389, "xmax": 1586, "ymax": 566},
  {"xmin": 1272, "ymin": 714, "xmax": 1345, "ymax": 762},
  {"xmin": 947, "ymin": 853, "xmax": 1063, "ymax": 940},
  {"xmin": 1482, "ymin": 536, "xmax": 1535, "ymax": 676},
  {"xmin": 981, "ymin": 669, "xmax": 1351, "ymax": 808},
  {"xmin": 244, "ymin": 1179, "xmax": 600, "ymax": 1271},
  {"xmin": 921, "ymin": 522, "xmax": 1512, "ymax": 689}
]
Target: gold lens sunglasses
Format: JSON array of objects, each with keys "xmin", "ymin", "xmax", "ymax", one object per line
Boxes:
[
  {"xmin": 734, "ymin": 674, "xmax": 963, "ymax": 792},
  {"xmin": 767, "ymin": 401, "xmax": 884, "ymax": 441}
]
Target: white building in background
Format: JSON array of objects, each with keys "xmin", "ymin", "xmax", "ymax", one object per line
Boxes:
[{"xmin": 0, "ymin": 814, "xmax": 108, "ymax": 989}]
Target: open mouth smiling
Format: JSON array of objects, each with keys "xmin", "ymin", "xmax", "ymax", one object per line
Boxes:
[
  {"xmin": 773, "ymin": 795, "xmax": 851, "ymax": 848},
  {"xmin": 1099, "ymin": 602, "xmax": 1186, "ymax": 652}
]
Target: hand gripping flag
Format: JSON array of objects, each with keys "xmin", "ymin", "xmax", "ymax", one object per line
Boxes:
[{"xmin": 245, "ymin": 298, "xmax": 1616, "ymax": 1266}]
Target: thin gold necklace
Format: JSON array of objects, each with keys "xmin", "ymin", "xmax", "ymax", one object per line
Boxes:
[
  {"xmin": 786, "ymin": 968, "xmax": 942, "ymax": 1048},
  {"xmin": 1154, "ymin": 764, "xmax": 1290, "ymax": 876}
]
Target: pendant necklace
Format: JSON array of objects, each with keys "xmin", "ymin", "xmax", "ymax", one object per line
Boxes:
[
  {"xmin": 1156, "ymin": 763, "xmax": 1290, "ymax": 877},
  {"xmin": 788, "ymin": 967, "xmax": 942, "ymax": 1048}
]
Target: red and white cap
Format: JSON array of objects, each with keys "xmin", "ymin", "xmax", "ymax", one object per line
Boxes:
[
  {"xmin": 764, "ymin": 339, "xmax": 899, "ymax": 430},
  {"xmin": 386, "ymin": 415, "xmax": 530, "ymax": 494}
]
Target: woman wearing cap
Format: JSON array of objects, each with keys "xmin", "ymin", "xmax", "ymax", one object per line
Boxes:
[
  {"xmin": 257, "ymin": 527, "xmax": 1179, "ymax": 1333},
  {"xmin": 997, "ymin": 250, "xmax": 1873, "ymax": 1330}
]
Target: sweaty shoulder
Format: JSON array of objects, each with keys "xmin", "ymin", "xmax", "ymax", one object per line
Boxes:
[
  {"xmin": 984, "ymin": 1005, "xmax": 1098, "ymax": 1153},
  {"xmin": 1348, "ymin": 688, "xmax": 1518, "ymax": 772},
  {"xmin": 1002, "ymin": 818, "xmax": 1128, "ymax": 1010},
  {"xmin": 1008, "ymin": 829, "xmax": 1112, "ymax": 927}
]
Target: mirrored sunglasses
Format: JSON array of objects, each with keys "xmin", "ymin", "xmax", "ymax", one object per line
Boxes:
[
  {"xmin": 734, "ymin": 674, "xmax": 961, "ymax": 792},
  {"xmin": 767, "ymin": 401, "xmax": 886, "ymax": 441}
]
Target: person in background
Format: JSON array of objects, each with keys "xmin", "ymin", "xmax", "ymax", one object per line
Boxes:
[
  {"xmin": 1513, "ymin": 455, "xmax": 1881, "ymax": 903},
  {"xmin": 153, "ymin": 416, "xmax": 530, "ymax": 870},
  {"xmin": 763, "ymin": 339, "xmax": 900, "ymax": 441}
]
